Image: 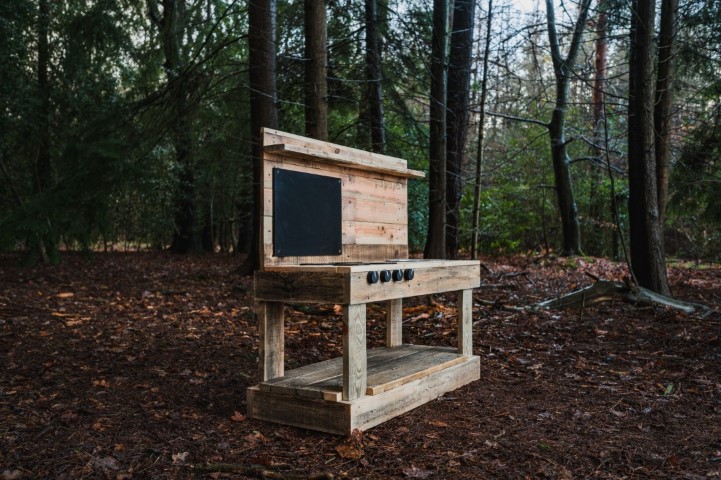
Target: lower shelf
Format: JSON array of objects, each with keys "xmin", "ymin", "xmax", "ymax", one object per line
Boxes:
[{"xmin": 247, "ymin": 345, "xmax": 480, "ymax": 435}]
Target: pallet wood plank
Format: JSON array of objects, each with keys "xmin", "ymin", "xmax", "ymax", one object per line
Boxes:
[
  {"xmin": 458, "ymin": 289, "xmax": 473, "ymax": 356},
  {"xmin": 258, "ymin": 302, "xmax": 284, "ymax": 381},
  {"xmin": 343, "ymin": 304, "xmax": 367, "ymax": 401},
  {"xmin": 366, "ymin": 350, "xmax": 467, "ymax": 395},
  {"xmin": 386, "ymin": 299, "xmax": 402, "ymax": 347}
]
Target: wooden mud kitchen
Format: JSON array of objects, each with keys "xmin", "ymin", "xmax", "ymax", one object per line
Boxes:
[{"xmin": 247, "ymin": 128, "xmax": 481, "ymax": 434}]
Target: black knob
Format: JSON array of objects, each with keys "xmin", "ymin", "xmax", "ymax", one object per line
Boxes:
[
  {"xmin": 380, "ymin": 270, "xmax": 392, "ymax": 282},
  {"xmin": 367, "ymin": 271, "xmax": 379, "ymax": 284},
  {"xmin": 392, "ymin": 269, "xmax": 403, "ymax": 281},
  {"xmin": 404, "ymin": 268, "xmax": 415, "ymax": 281}
]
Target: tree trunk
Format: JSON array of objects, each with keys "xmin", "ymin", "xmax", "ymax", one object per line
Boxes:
[
  {"xmin": 628, "ymin": 0, "xmax": 670, "ymax": 295},
  {"xmin": 30, "ymin": 0, "xmax": 55, "ymax": 264},
  {"xmin": 654, "ymin": 0, "xmax": 677, "ymax": 227},
  {"xmin": 148, "ymin": 0, "xmax": 201, "ymax": 253},
  {"xmin": 365, "ymin": 0, "xmax": 385, "ymax": 153},
  {"xmin": 586, "ymin": 6, "xmax": 607, "ymax": 256},
  {"xmin": 424, "ymin": 0, "xmax": 449, "ymax": 259},
  {"xmin": 304, "ymin": 0, "xmax": 328, "ymax": 141},
  {"xmin": 544, "ymin": 0, "xmax": 590, "ymax": 256},
  {"xmin": 445, "ymin": 0, "xmax": 475, "ymax": 259},
  {"xmin": 471, "ymin": 0, "xmax": 493, "ymax": 260},
  {"xmin": 240, "ymin": 0, "xmax": 278, "ymax": 273}
]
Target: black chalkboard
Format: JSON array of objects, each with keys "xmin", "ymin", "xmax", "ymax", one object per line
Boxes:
[{"xmin": 273, "ymin": 168, "xmax": 342, "ymax": 257}]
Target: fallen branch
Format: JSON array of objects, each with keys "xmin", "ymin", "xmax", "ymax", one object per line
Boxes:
[
  {"xmin": 189, "ymin": 463, "xmax": 334, "ymax": 480},
  {"xmin": 532, "ymin": 280, "xmax": 716, "ymax": 317}
]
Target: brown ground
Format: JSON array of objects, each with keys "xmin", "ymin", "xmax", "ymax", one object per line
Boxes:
[{"xmin": 1, "ymin": 252, "xmax": 720, "ymax": 479}]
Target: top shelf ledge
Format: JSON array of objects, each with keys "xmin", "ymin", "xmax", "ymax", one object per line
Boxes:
[{"xmin": 264, "ymin": 143, "xmax": 426, "ymax": 180}]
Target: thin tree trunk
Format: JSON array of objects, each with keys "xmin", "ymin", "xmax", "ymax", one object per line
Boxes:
[
  {"xmin": 240, "ymin": 0, "xmax": 278, "ymax": 273},
  {"xmin": 545, "ymin": 0, "xmax": 590, "ymax": 256},
  {"xmin": 31, "ymin": 0, "xmax": 53, "ymax": 264},
  {"xmin": 365, "ymin": 0, "xmax": 385, "ymax": 153},
  {"xmin": 628, "ymin": 0, "xmax": 670, "ymax": 295},
  {"xmin": 445, "ymin": 0, "xmax": 476, "ymax": 259},
  {"xmin": 588, "ymin": 5, "xmax": 607, "ymax": 256},
  {"xmin": 424, "ymin": 0, "xmax": 449, "ymax": 259},
  {"xmin": 471, "ymin": 0, "xmax": 493, "ymax": 260},
  {"xmin": 654, "ymin": 0, "xmax": 677, "ymax": 227},
  {"xmin": 304, "ymin": 0, "xmax": 328, "ymax": 141}
]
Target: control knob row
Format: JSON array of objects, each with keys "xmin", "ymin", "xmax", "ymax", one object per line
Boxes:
[{"xmin": 367, "ymin": 268, "xmax": 414, "ymax": 284}]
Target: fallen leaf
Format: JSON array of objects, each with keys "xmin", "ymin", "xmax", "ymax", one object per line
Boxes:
[
  {"xmin": 428, "ymin": 420, "xmax": 448, "ymax": 428},
  {"xmin": 402, "ymin": 465, "xmax": 434, "ymax": 478},
  {"xmin": 56, "ymin": 292, "xmax": 75, "ymax": 298},
  {"xmin": 231, "ymin": 411, "xmax": 246, "ymax": 422},
  {"xmin": 92, "ymin": 456, "xmax": 120, "ymax": 471},
  {"xmin": 1, "ymin": 470, "xmax": 24, "ymax": 480},
  {"xmin": 336, "ymin": 444, "xmax": 364, "ymax": 459},
  {"xmin": 333, "ymin": 304, "xmax": 342, "ymax": 314},
  {"xmin": 171, "ymin": 452, "xmax": 190, "ymax": 465}
]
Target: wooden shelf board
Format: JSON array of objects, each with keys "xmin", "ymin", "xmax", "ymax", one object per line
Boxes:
[
  {"xmin": 258, "ymin": 345, "xmax": 469, "ymax": 402},
  {"xmin": 247, "ymin": 354, "xmax": 480, "ymax": 435}
]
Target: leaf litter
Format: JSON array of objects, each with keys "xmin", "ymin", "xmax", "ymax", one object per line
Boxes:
[{"xmin": 1, "ymin": 252, "xmax": 720, "ymax": 479}]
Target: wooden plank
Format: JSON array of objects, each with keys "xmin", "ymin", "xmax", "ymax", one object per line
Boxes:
[
  {"xmin": 265, "ymin": 143, "xmax": 425, "ymax": 179},
  {"xmin": 342, "ymin": 221, "xmax": 407, "ymax": 245},
  {"xmin": 349, "ymin": 355, "xmax": 481, "ymax": 432},
  {"xmin": 247, "ymin": 355, "xmax": 481, "ymax": 435},
  {"xmin": 366, "ymin": 350, "xmax": 467, "ymax": 395},
  {"xmin": 262, "ymin": 346, "xmax": 411, "ymax": 395},
  {"xmin": 457, "ymin": 289, "xmax": 473, "ymax": 356},
  {"xmin": 386, "ymin": 299, "xmax": 402, "ymax": 347},
  {"xmin": 261, "ymin": 244, "xmax": 408, "ymax": 270},
  {"xmin": 247, "ymin": 386, "xmax": 350, "ymax": 435},
  {"xmin": 348, "ymin": 263, "xmax": 481, "ymax": 303},
  {"xmin": 343, "ymin": 303, "xmax": 367, "ymax": 401},
  {"xmin": 301, "ymin": 345, "xmax": 421, "ymax": 400},
  {"xmin": 263, "ymin": 128, "xmax": 418, "ymax": 172},
  {"xmin": 258, "ymin": 302, "xmax": 284, "ymax": 381},
  {"xmin": 254, "ymin": 271, "xmax": 348, "ymax": 304}
]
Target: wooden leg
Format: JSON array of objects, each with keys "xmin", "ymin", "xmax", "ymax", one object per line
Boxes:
[
  {"xmin": 343, "ymin": 303, "xmax": 367, "ymax": 401},
  {"xmin": 258, "ymin": 301, "xmax": 284, "ymax": 381},
  {"xmin": 385, "ymin": 298, "xmax": 403, "ymax": 347},
  {"xmin": 457, "ymin": 289, "xmax": 473, "ymax": 356}
]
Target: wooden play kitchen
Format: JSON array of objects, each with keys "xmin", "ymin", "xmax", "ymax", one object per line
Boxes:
[{"xmin": 247, "ymin": 128, "xmax": 481, "ymax": 434}]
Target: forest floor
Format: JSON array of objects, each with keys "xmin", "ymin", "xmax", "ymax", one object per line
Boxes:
[{"xmin": 1, "ymin": 252, "xmax": 721, "ymax": 480}]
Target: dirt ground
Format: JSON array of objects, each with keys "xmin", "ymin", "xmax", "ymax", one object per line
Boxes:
[{"xmin": 1, "ymin": 252, "xmax": 720, "ymax": 479}]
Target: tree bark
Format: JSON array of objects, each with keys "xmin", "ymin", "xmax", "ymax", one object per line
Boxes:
[
  {"xmin": 545, "ymin": 0, "xmax": 591, "ymax": 256},
  {"xmin": 628, "ymin": 0, "xmax": 670, "ymax": 295},
  {"xmin": 445, "ymin": 0, "xmax": 476, "ymax": 259},
  {"xmin": 240, "ymin": 0, "xmax": 278, "ymax": 273},
  {"xmin": 304, "ymin": 0, "xmax": 328, "ymax": 141},
  {"xmin": 424, "ymin": 0, "xmax": 449, "ymax": 259},
  {"xmin": 148, "ymin": 0, "xmax": 202, "ymax": 253},
  {"xmin": 30, "ymin": 0, "xmax": 55, "ymax": 264},
  {"xmin": 365, "ymin": 0, "xmax": 385, "ymax": 153},
  {"xmin": 471, "ymin": 0, "xmax": 493, "ymax": 260},
  {"xmin": 654, "ymin": 0, "xmax": 677, "ymax": 227}
]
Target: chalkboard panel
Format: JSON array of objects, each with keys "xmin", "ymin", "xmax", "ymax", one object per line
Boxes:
[{"xmin": 273, "ymin": 168, "xmax": 342, "ymax": 257}]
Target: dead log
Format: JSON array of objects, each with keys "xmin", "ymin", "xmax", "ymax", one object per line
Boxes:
[{"xmin": 532, "ymin": 279, "xmax": 715, "ymax": 317}]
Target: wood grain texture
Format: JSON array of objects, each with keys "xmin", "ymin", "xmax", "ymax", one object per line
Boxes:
[
  {"xmin": 348, "ymin": 263, "xmax": 481, "ymax": 303},
  {"xmin": 386, "ymin": 298, "xmax": 403, "ymax": 347},
  {"xmin": 260, "ymin": 129, "xmax": 416, "ymax": 269},
  {"xmin": 343, "ymin": 303, "xmax": 367, "ymax": 401},
  {"xmin": 349, "ymin": 355, "xmax": 481, "ymax": 432},
  {"xmin": 254, "ymin": 271, "xmax": 348, "ymax": 303},
  {"xmin": 457, "ymin": 289, "xmax": 473, "ymax": 356},
  {"xmin": 258, "ymin": 302, "xmax": 284, "ymax": 381},
  {"xmin": 247, "ymin": 354, "xmax": 481, "ymax": 435}
]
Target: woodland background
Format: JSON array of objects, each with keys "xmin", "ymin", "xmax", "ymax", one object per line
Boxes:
[{"xmin": 1, "ymin": 0, "xmax": 720, "ymax": 272}]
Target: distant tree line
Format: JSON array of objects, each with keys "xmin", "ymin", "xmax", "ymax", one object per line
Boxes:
[{"xmin": 1, "ymin": 0, "xmax": 720, "ymax": 293}]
